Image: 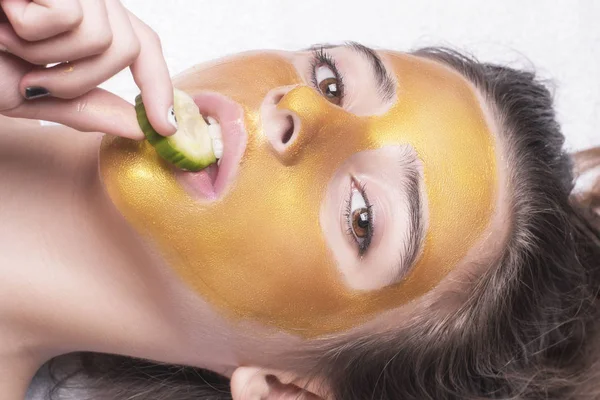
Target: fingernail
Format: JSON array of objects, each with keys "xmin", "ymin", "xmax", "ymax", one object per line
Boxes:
[
  {"xmin": 24, "ymin": 87, "xmax": 50, "ymax": 100},
  {"xmin": 167, "ymin": 105, "xmax": 178, "ymax": 130}
]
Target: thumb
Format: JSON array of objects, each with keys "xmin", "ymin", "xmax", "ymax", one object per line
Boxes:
[{"xmin": 3, "ymin": 87, "xmax": 144, "ymax": 139}]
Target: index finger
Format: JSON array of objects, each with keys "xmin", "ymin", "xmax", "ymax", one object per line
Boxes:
[
  {"xmin": 4, "ymin": 87, "xmax": 144, "ymax": 139},
  {"xmin": 0, "ymin": 0, "xmax": 83, "ymax": 41},
  {"xmin": 127, "ymin": 11, "xmax": 176, "ymax": 137}
]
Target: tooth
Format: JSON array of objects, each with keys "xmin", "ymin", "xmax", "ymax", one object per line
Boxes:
[
  {"xmin": 212, "ymin": 139, "xmax": 223, "ymax": 159},
  {"xmin": 207, "ymin": 116, "xmax": 218, "ymax": 125},
  {"xmin": 208, "ymin": 123, "xmax": 222, "ymax": 140}
]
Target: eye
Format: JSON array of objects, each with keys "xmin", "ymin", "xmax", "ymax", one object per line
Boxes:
[
  {"xmin": 310, "ymin": 48, "xmax": 345, "ymax": 106},
  {"xmin": 351, "ymin": 206, "xmax": 370, "ymax": 239},
  {"xmin": 315, "ymin": 65, "xmax": 342, "ymax": 105},
  {"xmin": 345, "ymin": 178, "xmax": 373, "ymax": 256}
]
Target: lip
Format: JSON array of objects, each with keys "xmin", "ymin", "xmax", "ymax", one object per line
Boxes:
[{"xmin": 175, "ymin": 91, "xmax": 248, "ymax": 201}]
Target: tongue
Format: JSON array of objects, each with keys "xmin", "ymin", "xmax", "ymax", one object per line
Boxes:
[
  {"xmin": 180, "ymin": 163, "xmax": 219, "ymax": 200},
  {"xmin": 205, "ymin": 163, "xmax": 219, "ymax": 184}
]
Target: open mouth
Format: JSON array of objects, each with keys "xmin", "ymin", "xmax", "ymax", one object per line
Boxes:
[{"xmin": 175, "ymin": 92, "xmax": 248, "ymax": 201}]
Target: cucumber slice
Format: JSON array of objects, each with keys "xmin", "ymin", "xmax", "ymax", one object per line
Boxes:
[{"xmin": 135, "ymin": 89, "xmax": 217, "ymax": 172}]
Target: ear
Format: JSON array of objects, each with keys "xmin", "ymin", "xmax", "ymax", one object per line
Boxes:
[
  {"xmin": 572, "ymin": 147, "xmax": 600, "ymax": 217},
  {"xmin": 230, "ymin": 366, "xmax": 325, "ymax": 400}
]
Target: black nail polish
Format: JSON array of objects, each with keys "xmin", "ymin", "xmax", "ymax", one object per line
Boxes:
[{"xmin": 24, "ymin": 87, "xmax": 50, "ymax": 100}]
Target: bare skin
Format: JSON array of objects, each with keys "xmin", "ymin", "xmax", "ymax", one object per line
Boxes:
[
  {"xmin": 0, "ymin": 117, "xmax": 193, "ymax": 398},
  {"xmin": 0, "ymin": 1, "xmax": 176, "ymax": 395}
]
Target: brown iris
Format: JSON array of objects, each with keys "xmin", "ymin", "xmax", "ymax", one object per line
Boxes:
[
  {"xmin": 351, "ymin": 208, "xmax": 370, "ymax": 238},
  {"xmin": 318, "ymin": 77, "xmax": 342, "ymax": 105}
]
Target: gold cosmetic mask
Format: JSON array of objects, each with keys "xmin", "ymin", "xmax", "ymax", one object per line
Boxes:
[{"xmin": 100, "ymin": 51, "xmax": 497, "ymax": 337}]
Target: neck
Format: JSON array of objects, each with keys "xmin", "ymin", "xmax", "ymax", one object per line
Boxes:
[{"xmin": 0, "ymin": 122, "xmax": 239, "ymax": 374}]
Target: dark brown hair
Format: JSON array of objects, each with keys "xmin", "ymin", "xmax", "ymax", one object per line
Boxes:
[{"xmin": 42, "ymin": 48, "xmax": 600, "ymax": 400}]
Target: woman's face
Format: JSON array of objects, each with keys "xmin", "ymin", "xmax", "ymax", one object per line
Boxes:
[{"xmin": 99, "ymin": 44, "xmax": 498, "ymax": 338}]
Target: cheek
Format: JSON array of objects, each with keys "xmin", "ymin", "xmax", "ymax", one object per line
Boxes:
[{"xmin": 155, "ymin": 157, "xmax": 355, "ymax": 335}]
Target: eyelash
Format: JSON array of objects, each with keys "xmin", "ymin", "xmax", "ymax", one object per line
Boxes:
[
  {"xmin": 344, "ymin": 179, "xmax": 374, "ymax": 257},
  {"xmin": 309, "ymin": 47, "xmax": 345, "ymax": 104}
]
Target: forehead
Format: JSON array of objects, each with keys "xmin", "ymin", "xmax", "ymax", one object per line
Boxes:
[
  {"xmin": 370, "ymin": 50, "xmax": 493, "ymax": 143},
  {"xmin": 363, "ymin": 51, "xmax": 498, "ymax": 215},
  {"xmin": 360, "ymin": 50, "xmax": 499, "ymax": 293}
]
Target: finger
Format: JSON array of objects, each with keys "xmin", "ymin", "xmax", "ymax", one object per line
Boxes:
[
  {"xmin": 127, "ymin": 11, "xmax": 175, "ymax": 136},
  {"xmin": 19, "ymin": 0, "xmax": 140, "ymax": 99},
  {"xmin": 0, "ymin": 0, "xmax": 83, "ymax": 41},
  {"xmin": 0, "ymin": 51, "xmax": 33, "ymax": 111},
  {"xmin": 4, "ymin": 87, "xmax": 144, "ymax": 139},
  {"xmin": 0, "ymin": 0, "xmax": 112, "ymax": 65}
]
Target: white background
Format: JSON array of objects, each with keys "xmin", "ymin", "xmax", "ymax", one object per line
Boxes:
[{"xmin": 106, "ymin": 0, "xmax": 600, "ymax": 151}]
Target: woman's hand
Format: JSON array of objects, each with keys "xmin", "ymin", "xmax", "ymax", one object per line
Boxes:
[{"xmin": 0, "ymin": 0, "xmax": 175, "ymax": 139}]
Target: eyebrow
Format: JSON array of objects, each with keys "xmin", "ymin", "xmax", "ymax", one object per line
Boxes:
[
  {"xmin": 399, "ymin": 165, "xmax": 424, "ymax": 276},
  {"xmin": 308, "ymin": 42, "xmax": 396, "ymax": 102}
]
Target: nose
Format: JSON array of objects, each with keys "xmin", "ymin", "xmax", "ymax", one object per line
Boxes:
[{"xmin": 260, "ymin": 86, "xmax": 301, "ymax": 157}]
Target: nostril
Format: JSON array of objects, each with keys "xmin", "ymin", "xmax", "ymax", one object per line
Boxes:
[
  {"xmin": 281, "ymin": 116, "xmax": 295, "ymax": 144},
  {"xmin": 261, "ymin": 86, "xmax": 302, "ymax": 155},
  {"xmin": 273, "ymin": 92, "xmax": 286, "ymax": 104}
]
